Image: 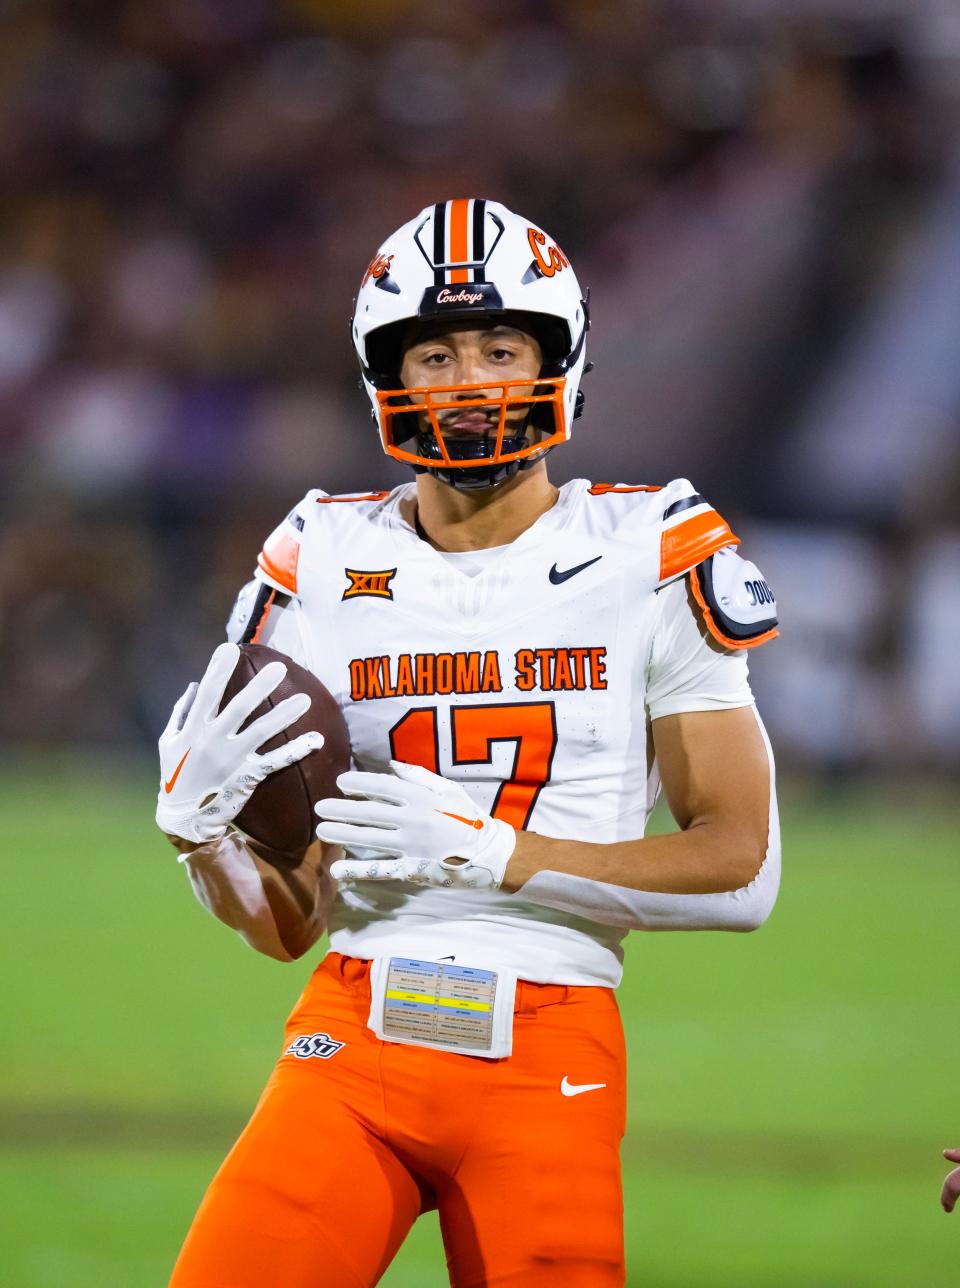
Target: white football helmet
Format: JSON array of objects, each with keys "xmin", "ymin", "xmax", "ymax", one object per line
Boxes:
[{"xmin": 351, "ymin": 198, "xmax": 590, "ymax": 490}]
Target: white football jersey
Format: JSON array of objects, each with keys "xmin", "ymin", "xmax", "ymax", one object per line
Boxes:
[{"xmin": 227, "ymin": 478, "xmax": 772, "ymax": 987}]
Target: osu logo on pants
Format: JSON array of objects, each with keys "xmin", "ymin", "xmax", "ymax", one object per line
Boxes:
[{"xmin": 286, "ymin": 1032, "xmax": 344, "ymax": 1060}]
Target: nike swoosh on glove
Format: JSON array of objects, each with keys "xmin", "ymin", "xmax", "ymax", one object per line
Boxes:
[
  {"xmin": 156, "ymin": 642, "xmax": 324, "ymax": 844},
  {"xmin": 315, "ymin": 760, "xmax": 516, "ymax": 890}
]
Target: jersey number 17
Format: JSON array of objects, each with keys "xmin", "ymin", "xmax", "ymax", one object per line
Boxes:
[{"xmin": 389, "ymin": 703, "xmax": 558, "ymax": 830}]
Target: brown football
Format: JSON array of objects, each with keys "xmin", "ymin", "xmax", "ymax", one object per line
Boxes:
[{"xmin": 219, "ymin": 643, "xmax": 351, "ymax": 864}]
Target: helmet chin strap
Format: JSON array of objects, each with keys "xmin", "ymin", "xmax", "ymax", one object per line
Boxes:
[
  {"xmin": 411, "ymin": 409, "xmax": 547, "ymax": 491},
  {"xmin": 414, "ymin": 452, "xmax": 545, "ymax": 492}
]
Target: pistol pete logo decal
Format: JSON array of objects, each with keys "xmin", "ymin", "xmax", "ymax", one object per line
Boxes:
[
  {"xmin": 527, "ymin": 228, "xmax": 569, "ymax": 278},
  {"xmin": 342, "ymin": 568, "xmax": 398, "ymax": 601},
  {"xmin": 361, "ymin": 252, "xmax": 394, "ymax": 285}
]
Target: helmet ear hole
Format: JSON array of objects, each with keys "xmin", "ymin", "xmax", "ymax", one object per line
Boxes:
[{"xmin": 364, "ymin": 320, "xmax": 407, "ymax": 388}]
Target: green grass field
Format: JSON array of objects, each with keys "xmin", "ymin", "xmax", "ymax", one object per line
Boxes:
[{"xmin": 1, "ymin": 763, "xmax": 958, "ymax": 1287}]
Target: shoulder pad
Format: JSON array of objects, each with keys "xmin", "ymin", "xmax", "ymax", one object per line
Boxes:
[
  {"xmin": 226, "ymin": 579, "xmax": 292, "ymax": 645},
  {"xmin": 689, "ymin": 545, "xmax": 778, "ymax": 650},
  {"xmin": 256, "ymin": 506, "xmax": 306, "ymax": 595},
  {"xmin": 658, "ymin": 483, "xmax": 740, "ymax": 585}
]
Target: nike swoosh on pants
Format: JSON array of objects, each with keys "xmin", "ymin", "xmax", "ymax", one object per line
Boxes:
[{"xmin": 560, "ymin": 1076, "xmax": 607, "ymax": 1097}]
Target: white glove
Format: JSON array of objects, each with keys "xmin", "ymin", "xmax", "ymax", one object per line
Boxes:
[
  {"xmin": 316, "ymin": 760, "xmax": 516, "ymax": 890},
  {"xmin": 156, "ymin": 641, "xmax": 324, "ymax": 844}
]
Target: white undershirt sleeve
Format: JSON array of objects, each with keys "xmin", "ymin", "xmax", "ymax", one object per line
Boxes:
[
  {"xmin": 520, "ymin": 578, "xmax": 780, "ymax": 933},
  {"xmin": 521, "ymin": 706, "xmax": 780, "ymax": 931},
  {"xmin": 179, "ymin": 834, "xmax": 295, "ymax": 961}
]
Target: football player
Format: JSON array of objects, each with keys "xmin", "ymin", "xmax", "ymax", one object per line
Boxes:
[{"xmin": 158, "ymin": 198, "xmax": 781, "ymax": 1287}]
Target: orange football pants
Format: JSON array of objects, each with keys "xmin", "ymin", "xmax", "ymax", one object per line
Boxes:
[{"xmin": 169, "ymin": 952, "xmax": 626, "ymax": 1287}]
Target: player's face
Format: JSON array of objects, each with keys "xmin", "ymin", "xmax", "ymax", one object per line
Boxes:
[{"xmin": 399, "ymin": 322, "xmax": 543, "ymax": 439}]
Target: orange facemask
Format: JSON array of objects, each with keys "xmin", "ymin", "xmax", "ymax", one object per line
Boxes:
[{"xmin": 376, "ymin": 376, "xmax": 568, "ymax": 471}]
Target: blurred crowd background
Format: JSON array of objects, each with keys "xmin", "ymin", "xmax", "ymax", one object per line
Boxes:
[{"xmin": 1, "ymin": 0, "xmax": 958, "ymax": 773}]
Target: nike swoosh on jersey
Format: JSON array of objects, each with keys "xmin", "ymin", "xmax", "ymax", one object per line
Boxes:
[
  {"xmin": 549, "ymin": 556, "xmax": 602, "ymax": 584},
  {"xmin": 164, "ymin": 749, "xmax": 191, "ymax": 794},
  {"xmin": 560, "ymin": 1076, "xmax": 607, "ymax": 1097},
  {"xmin": 438, "ymin": 809, "xmax": 484, "ymax": 830}
]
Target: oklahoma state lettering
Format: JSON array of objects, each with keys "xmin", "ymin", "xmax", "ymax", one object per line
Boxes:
[
  {"xmin": 349, "ymin": 647, "xmax": 608, "ymax": 701},
  {"xmin": 349, "ymin": 651, "xmax": 503, "ymax": 701},
  {"xmin": 514, "ymin": 646, "xmax": 607, "ymax": 692}
]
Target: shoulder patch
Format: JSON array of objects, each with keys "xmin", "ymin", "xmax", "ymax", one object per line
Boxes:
[
  {"xmin": 689, "ymin": 546, "xmax": 778, "ymax": 650},
  {"xmin": 660, "ymin": 501, "xmax": 739, "ymax": 583},
  {"xmin": 257, "ymin": 510, "xmax": 304, "ymax": 594}
]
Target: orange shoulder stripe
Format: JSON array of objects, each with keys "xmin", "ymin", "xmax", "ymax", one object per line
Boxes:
[
  {"xmin": 257, "ymin": 531, "xmax": 300, "ymax": 594},
  {"xmin": 316, "ymin": 492, "xmax": 391, "ymax": 504},
  {"xmin": 688, "ymin": 565, "xmax": 779, "ymax": 651},
  {"xmin": 660, "ymin": 509, "xmax": 739, "ymax": 582},
  {"xmin": 588, "ymin": 482, "xmax": 663, "ymax": 495}
]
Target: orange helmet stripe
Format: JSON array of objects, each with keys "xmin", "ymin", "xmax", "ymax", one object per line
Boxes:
[{"xmin": 448, "ymin": 198, "xmax": 471, "ymax": 284}]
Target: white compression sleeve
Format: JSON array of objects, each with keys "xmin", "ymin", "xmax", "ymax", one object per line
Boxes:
[
  {"xmin": 179, "ymin": 832, "xmax": 294, "ymax": 961},
  {"xmin": 520, "ymin": 708, "xmax": 781, "ymax": 933}
]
